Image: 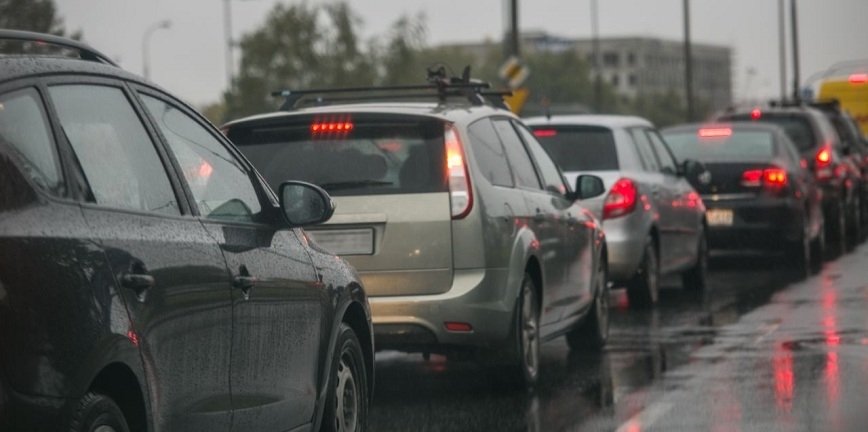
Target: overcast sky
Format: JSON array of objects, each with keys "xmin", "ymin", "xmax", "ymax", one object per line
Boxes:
[{"xmin": 56, "ymin": 0, "xmax": 868, "ymax": 107}]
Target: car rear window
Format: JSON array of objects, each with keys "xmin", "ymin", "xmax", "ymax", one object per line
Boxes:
[
  {"xmin": 228, "ymin": 114, "xmax": 447, "ymax": 196},
  {"xmin": 663, "ymin": 129, "xmax": 776, "ymax": 162},
  {"xmin": 726, "ymin": 114, "xmax": 815, "ymax": 151},
  {"xmin": 529, "ymin": 126, "xmax": 618, "ymax": 171}
]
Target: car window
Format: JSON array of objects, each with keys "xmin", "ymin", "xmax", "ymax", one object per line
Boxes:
[
  {"xmin": 647, "ymin": 130, "xmax": 678, "ymax": 175},
  {"xmin": 0, "ymin": 87, "xmax": 64, "ymax": 196},
  {"xmin": 50, "ymin": 85, "xmax": 179, "ymax": 215},
  {"xmin": 779, "ymin": 134, "xmax": 803, "ymax": 168},
  {"xmin": 467, "ymin": 118, "xmax": 514, "ymax": 187},
  {"xmin": 492, "ymin": 119, "xmax": 541, "ymax": 190},
  {"xmin": 229, "ymin": 115, "xmax": 447, "ymax": 197},
  {"xmin": 629, "ymin": 128, "xmax": 660, "ymax": 172},
  {"xmin": 664, "ymin": 129, "xmax": 776, "ymax": 163},
  {"xmin": 140, "ymin": 94, "xmax": 263, "ymax": 223},
  {"xmin": 726, "ymin": 113, "xmax": 816, "ymax": 151},
  {"xmin": 530, "ymin": 125, "xmax": 619, "ymax": 171},
  {"xmin": 514, "ymin": 122, "xmax": 567, "ymax": 195}
]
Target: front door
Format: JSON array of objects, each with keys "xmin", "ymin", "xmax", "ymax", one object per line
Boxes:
[
  {"xmin": 137, "ymin": 92, "xmax": 324, "ymax": 431},
  {"xmin": 47, "ymin": 82, "xmax": 233, "ymax": 431}
]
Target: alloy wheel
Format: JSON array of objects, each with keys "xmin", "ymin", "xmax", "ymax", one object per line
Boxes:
[{"xmin": 334, "ymin": 352, "xmax": 360, "ymax": 432}]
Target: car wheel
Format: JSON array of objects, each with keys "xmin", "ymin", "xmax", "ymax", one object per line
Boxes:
[
  {"xmin": 787, "ymin": 228, "xmax": 811, "ymax": 280},
  {"xmin": 809, "ymin": 225, "xmax": 825, "ymax": 274},
  {"xmin": 70, "ymin": 392, "xmax": 130, "ymax": 432},
  {"xmin": 627, "ymin": 238, "xmax": 659, "ymax": 308},
  {"xmin": 566, "ymin": 256, "xmax": 609, "ymax": 351},
  {"xmin": 321, "ymin": 323, "xmax": 368, "ymax": 432},
  {"xmin": 681, "ymin": 228, "xmax": 708, "ymax": 292},
  {"xmin": 846, "ymin": 196, "xmax": 861, "ymax": 251},
  {"xmin": 513, "ymin": 274, "xmax": 540, "ymax": 387}
]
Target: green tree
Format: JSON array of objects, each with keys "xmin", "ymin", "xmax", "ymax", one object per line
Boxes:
[{"xmin": 0, "ymin": 0, "xmax": 69, "ymax": 34}]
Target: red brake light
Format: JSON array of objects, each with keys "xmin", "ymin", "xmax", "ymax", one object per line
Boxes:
[
  {"xmin": 311, "ymin": 120, "xmax": 354, "ymax": 134},
  {"xmin": 816, "ymin": 147, "xmax": 831, "ymax": 165},
  {"xmin": 603, "ymin": 178, "xmax": 637, "ymax": 219},
  {"xmin": 698, "ymin": 127, "xmax": 732, "ymax": 138},
  {"xmin": 533, "ymin": 129, "xmax": 558, "ymax": 138},
  {"xmin": 849, "ymin": 74, "xmax": 868, "ymax": 85},
  {"xmin": 445, "ymin": 125, "xmax": 472, "ymax": 219},
  {"xmin": 444, "ymin": 322, "xmax": 473, "ymax": 332},
  {"xmin": 741, "ymin": 167, "xmax": 788, "ymax": 187},
  {"xmin": 751, "ymin": 108, "xmax": 762, "ymax": 120}
]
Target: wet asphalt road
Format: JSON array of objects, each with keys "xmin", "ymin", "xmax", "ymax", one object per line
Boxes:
[{"xmin": 368, "ymin": 244, "xmax": 868, "ymax": 431}]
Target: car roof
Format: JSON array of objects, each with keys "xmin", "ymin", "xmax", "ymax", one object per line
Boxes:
[
  {"xmin": 223, "ymin": 101, "xmax": 514, "ymax": 128},
  {"xmin": 523, "ymin": 114, "xmax": 654, "ymax": 129},
  {"xmin": 0, "ymin": 56, "xmax": 149, "ymax": 87}
]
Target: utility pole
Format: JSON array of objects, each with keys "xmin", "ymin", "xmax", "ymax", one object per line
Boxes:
[
  {"xmin": 223, "ymin": 0, "xmax": 234, "ymax": 88},
  {"xmin": 508, "ymin": 0, "xmax": 519, "ymax": 56},
  {"xmin": 591, "ymin": 0, "xmax": 601, "ymax": 112},
  {"xmin": 778, "ymin": 0, "xmax": 787, "ymax": 101},
  {"xmin": 790, "ymin": 0, "xmax": 801, "ymax": 102},
  {"xmin": 683, "ymin": 0, "xmax": 694, "ymax": 122}
]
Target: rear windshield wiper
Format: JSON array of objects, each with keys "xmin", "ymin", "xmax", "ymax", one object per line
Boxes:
[{"xmin": 318, "ymin": 180, "xmax": 394, "ymax": 191}]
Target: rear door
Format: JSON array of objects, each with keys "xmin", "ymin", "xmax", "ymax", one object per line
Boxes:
[
  {"xmin": 47, "ymin": 80, "xmax": 233, "ymax": 431},
  {"xmin": 138, "ymin": 92, "xmax": 324, "ymax": 432},
  {"xmin": 228, "ymin": 114, "xmax": 453, "ymax": 298}
]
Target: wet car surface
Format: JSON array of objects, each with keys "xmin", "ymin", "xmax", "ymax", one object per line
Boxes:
[{"xmin": 368, "ymin": 247, "xmax": 868, "ymax": 431}]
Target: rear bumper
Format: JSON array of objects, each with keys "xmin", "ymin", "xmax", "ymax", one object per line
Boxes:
[
  {"xmin": 601, "ymin": 213, "xmax": 648, "ymax": 283},
  {"xmin": 704, "ymin": 197, "xmax": 803, "ymax": 250},
  {"xmin": 369, "ymin": 268, "xmax": 515, "ymax": 353}
]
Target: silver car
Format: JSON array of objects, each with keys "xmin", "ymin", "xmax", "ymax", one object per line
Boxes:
[
  {"xmin": 525, "ymin": 115, "xmax": 708, "ymax": 307},
  {"xmin": 225, "ymin": 97, "xmax": 608, "ymax": 386}
]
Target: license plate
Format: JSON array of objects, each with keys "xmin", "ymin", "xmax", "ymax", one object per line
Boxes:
[
  {"xmin": 706, "ymin": 209, "xmax": 733, "ymax": 226},
  {"xmin": 307, "ymin": 229, "xmax": 374, "ymax": 255}
]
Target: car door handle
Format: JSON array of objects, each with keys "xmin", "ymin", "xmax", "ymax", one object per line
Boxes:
[
  {"xmin": 533, "ymin": 209, "xmax": 545, "ymax": 223},
  {"xmin": 121, "ymin": 273, "xmax": 154, "ymax": 301},
  {"xmin": 233, "ymin": 275, "xmax": 257, "ymax": 291}
]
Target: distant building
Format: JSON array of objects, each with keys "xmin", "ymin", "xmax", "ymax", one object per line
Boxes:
[{"xmin": 443, "ymin": 32, "xmax": 733, "ymax": 111}]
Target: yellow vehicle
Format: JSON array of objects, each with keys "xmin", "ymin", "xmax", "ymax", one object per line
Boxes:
[{"xmin": 813, "ymin": 61, "xmax": 868, "ymax": 136}]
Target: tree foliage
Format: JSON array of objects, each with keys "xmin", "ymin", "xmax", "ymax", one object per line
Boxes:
[{"xmin": 0, "ymin": 0, "xmax": 74, "ymax": 36}]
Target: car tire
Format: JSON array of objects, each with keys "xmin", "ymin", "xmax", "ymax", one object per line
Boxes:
[
  {"xmin": 566, "ymin": 256, "xmax": 609, "ymax": 351},
  {"xmin": 826, "ymin": 200, "xmax": 847, "ymax": 259},
  {"xmin": 70, "ymin": 392, "xmax": 130, "ymax": 432},
  {"xmin": 321, "ymin": 323, "xmax": 368, "ymax": 432},
  {"xmin": 809, "ymin": 225, "xmax": 825, "ymax": 274},
  {"xmin": 681, "ymin": 228, "xmax": 708, "ymax": 292},
  {"xmin": 511, "ymin": 274, "xmax": 541, "ymax": 387},
  {"xmin": 787, "ymin": 229, "xmax": 811, "ymax": 280},
  {"xmin": 627, "ymin": 238, "xmax": 659, "ymax": 308},
  {"xmin": 846, "ymin": 196, "xmax": 861, "ymax": 251}
]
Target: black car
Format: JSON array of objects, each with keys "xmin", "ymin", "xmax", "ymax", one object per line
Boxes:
[
  {"xmin": 0, "ymin": 30, "xmax": 373, "ymax": 432},
  {"xmin": 810, "ymin": 100, "xmax": 868, "ymax": 231},
  {"xmin": 717, "ymin": 105, "xmax": 861, "ymax": 255},
  {"xmin": 662, "ymin": 122, "xmax": 825, "ymax": 275}
]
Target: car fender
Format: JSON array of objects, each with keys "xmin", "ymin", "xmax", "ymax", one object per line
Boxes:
[{"xmin": 506, "ymin": 224, "xmax": 543, "ymax": 306}]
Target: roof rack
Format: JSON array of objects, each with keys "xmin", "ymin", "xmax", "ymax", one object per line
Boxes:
[
  {"xmin": 0, "ymin": 29, "xmax": 118, "ymax": 67},
  {"xmin": 272, "ymin": 66, "xmax": 511, "ymax": 111}
]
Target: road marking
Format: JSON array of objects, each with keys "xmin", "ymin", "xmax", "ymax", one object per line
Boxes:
[{"xmin": 614, "ymin": 402, "xmax": 673, "ymax": 432}]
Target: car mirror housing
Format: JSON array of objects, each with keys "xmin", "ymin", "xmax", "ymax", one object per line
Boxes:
[
  {"xmin": 573, "ymin": 175, "xmax": 606, "ymax": 201},
  {"xmin": 278, "ymin": 181, "xmax": 336, "ymax": 227}
]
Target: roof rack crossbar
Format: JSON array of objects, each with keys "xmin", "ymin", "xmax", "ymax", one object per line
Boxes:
[
  {"xmin": 273, "ymin": 82, "xmax": 505, "ymax": 111},
  {"xmin": 0, "ymin": 29, "xmax": 118, "ymax": 66}
]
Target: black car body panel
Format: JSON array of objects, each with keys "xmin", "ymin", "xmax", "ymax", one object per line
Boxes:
[{"xmin": 0, "ymin": 41, "xmax": 373, "ymax": 431}]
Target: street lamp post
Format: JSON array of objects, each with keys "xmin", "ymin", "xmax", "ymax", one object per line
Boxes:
[{"xmin": 142, "ymin": 20, "xmax": 172, "ymax": 80}]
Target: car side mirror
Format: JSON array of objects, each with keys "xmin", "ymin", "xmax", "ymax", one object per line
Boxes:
[
  {"xmin": 278, "ymin": 181, "xmax": 336, "ymax": 227},
  {"xmin": 572, "ymin": 175, "xmax": 606, "ymax": 200}
]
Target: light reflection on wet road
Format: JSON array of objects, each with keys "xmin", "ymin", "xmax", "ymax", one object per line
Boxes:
[{"xmin": 369, "ymin": 245, "xmax": 868, "ymax": 431}]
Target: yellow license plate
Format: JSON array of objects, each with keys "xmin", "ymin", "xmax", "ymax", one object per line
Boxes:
[{"xmin": 707, "ymin": 209, "xmax": 733, "ymax": 226}]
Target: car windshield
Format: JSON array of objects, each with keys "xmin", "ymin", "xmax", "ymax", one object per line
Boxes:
[
  {"xmin": 663, "ymin": 128, "xmax": 776, "ymax": 162},
  {"xmin": 529, "ymin": 125, "xmax": 619, "ymax": 171},
  {"xmin": 229, "ymin": 115, "xmax": 447, "ymax": 196}
]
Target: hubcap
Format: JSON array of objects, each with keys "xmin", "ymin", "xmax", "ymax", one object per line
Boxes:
[
  {"xmin": 521, "ymin": 284, "xmax": 539, "ymax": 378},
  {"xmin": 334, "ymin": 353, "xmax": 359, "ymax": 432},
  {"xmin": 94, "ymin": 427, "xmax": 117, "ymax": 432}
]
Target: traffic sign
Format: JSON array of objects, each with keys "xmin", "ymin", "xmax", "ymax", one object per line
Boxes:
[
  {"xmin": 499, "ymin": 56, "xmax": 529, "ymax": 89},
  {"xmin": 504, "ymin": 88, "xmax": 529, "ymax": 114}
]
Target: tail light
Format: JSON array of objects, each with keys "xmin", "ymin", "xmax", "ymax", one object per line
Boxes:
[
  {"xmin": 849, "ymin": 74, "xmax": 868, "ymax": 85},
  {"xmin": 445, "ymin": 124, "xmax": 472, "ymax": 219},
  {"xmin": 741, "ymin": 167, "xmax": 788, "ymax": 188},
  {"xmin": 603, "ymin": 178, "xmax": 637, "ymax": 219},
  {"xmin": 815, "ymin": 145, "xmax": 834, "ymax": 180}
]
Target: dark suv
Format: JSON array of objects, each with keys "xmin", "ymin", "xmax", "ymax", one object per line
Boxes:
[
  {"xmin": 0, "ymin": 30, "xmax": 373, "ymax": 432},
  {"xmin": 718, "ymin": 105, "xmax": 861, "ymax": 254}
]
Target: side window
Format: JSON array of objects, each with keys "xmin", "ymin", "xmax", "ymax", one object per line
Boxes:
[
  {"xmin": 492, "ymin": 119, "xmax": 541, "ymax": 190},
  {"xmin": 514, "ymin": 122, "xmax": 567, "ymax": 195},
  {"xmin": 140, "ymin": 94, "xmax": 262, "ymax": 223},
  {"xmin": 50, "ymin": 85, "xmax": 180, "ymax": 215},
  {"xmin": 629, "ymin": 128, "xmax": 660, "ymax": 172},
  {"xmin": 466, "ymin": 118, "xmax": 514, "ymax": 187},
  {"xmin": 779, "ymin": 134, "xmax": 803, "ymax": 168},
  {"xmin": 647, "ymin": 130, "xmax": 678, "ymax": 175},
  {"xmin": 0, "ymin": 87, "xmax": 64, "ymax": 196}
]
